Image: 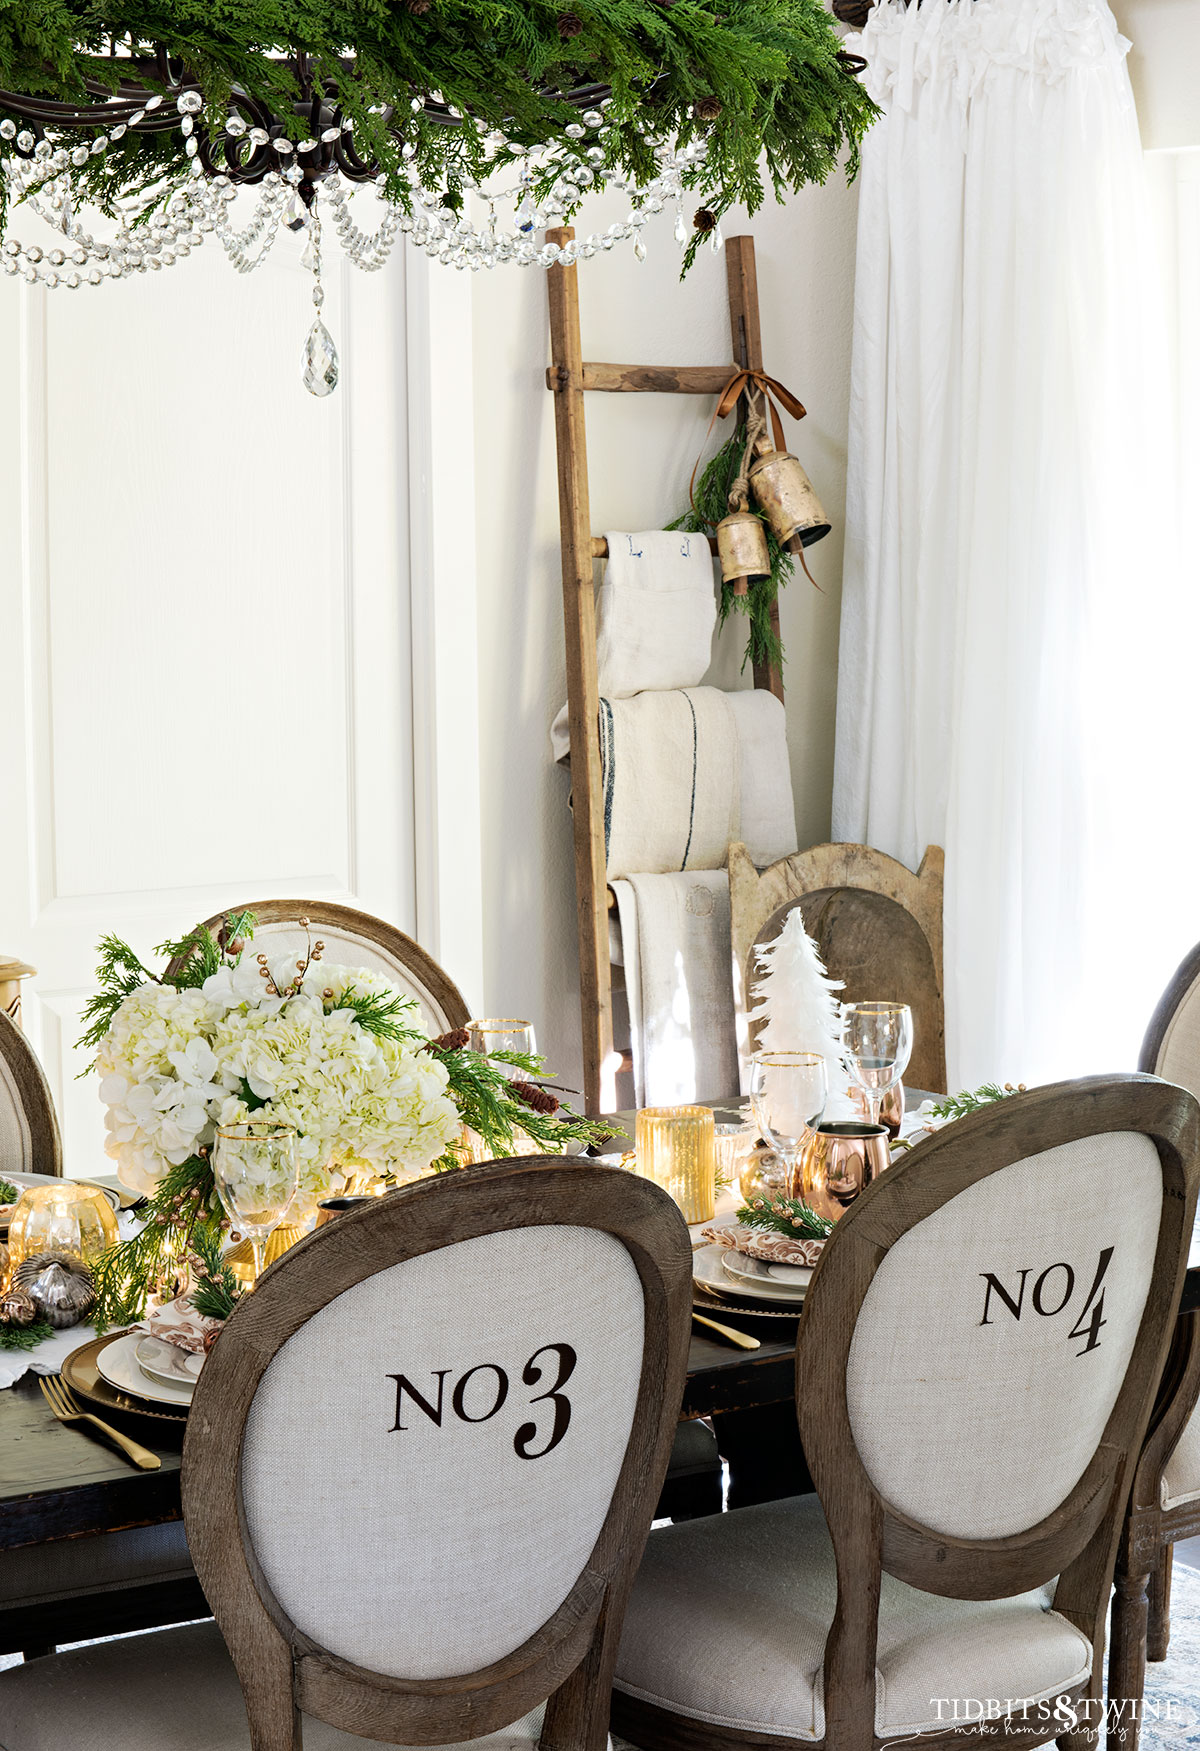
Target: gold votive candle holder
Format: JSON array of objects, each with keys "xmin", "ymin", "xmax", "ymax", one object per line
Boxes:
[
  {"xmin": 7, "ymin": 1181, "xmax": 119, "ymax": 1269},
  {"xmin": 635, "ymin": 1105, "xmax": 717, "ymax": 1225}
]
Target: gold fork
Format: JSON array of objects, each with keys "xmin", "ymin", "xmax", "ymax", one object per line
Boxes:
[{"xmin": 39, "ymin": 1375, "xmax": 161, "ymax": 1470}]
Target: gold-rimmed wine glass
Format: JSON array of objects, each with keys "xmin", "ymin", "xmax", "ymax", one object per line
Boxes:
[
  {"xmin": 749, "ymin": 1051, "xmax": 829, "ymax": 1189},
  {"xmin": 841, "ymin": 1001, "xmax": 913, "ymax": 1130},
  {"xmin": 213, "ymin": 1122, "xmax": 299, "ymax": 1288},
  {"xmin": 467, "ymin": 1019, "xmax": 536, "ymax": 1078}
]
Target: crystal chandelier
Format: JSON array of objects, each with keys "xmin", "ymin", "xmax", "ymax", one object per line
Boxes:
[
  {"xmin": 0, "ymin": 64, "xmax": 715, "ymax": 394},
  {"xmin": 0, "ymin": 13, "xmax": 873, "ymax": 396}
]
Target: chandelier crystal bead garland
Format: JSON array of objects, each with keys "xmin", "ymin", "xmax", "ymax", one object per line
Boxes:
[{"xmin": 0, "ymin": 7, "xmax": 874, "ymax": 395}]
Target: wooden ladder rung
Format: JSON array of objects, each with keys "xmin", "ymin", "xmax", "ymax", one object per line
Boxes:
[
  {"xmin": 545, "ymin": 362, "xmax": 738, "ymax": 395},
  {"xmin": 589, "ymin": 534, "xmax": 719, "ymax": 559}
]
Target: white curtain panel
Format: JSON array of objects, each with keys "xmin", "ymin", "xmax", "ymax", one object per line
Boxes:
[{"xmin": 834, "ymin": 0, "xmax": 1186, "ymax": 1087}]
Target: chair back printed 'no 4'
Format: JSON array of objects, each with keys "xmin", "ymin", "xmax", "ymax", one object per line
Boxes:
[
  {"xmin": 182, "ymin": 1159, "xmax": 693, "ymax": 1751},
  {"xmin": 794, "ymin": 1074, "xmax": 1199, "ymax": 1744}
]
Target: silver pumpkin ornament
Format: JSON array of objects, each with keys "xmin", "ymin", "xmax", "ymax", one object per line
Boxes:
[{"xmin": 15, "ymin": 1251, "xmax": 95, "ymax": 1328}]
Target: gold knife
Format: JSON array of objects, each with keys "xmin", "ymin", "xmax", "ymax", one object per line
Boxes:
[{"xmin": 692, "ymin": 1312, "xmax": 761, "ymax": 1350}]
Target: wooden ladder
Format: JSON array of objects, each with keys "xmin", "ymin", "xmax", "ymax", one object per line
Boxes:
[{"xmin": 546, "ymin": 229, "xmax": 785, "ymax": 1115}]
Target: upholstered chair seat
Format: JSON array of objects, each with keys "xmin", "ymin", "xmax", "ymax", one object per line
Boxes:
[
  {"xmin": 615, "ymin": 1495, "xmax": 1089, "ymax": 1741},
  {"xmin": 0, "ymin": 1622, "xmax": 565, "ymax": 1751}
]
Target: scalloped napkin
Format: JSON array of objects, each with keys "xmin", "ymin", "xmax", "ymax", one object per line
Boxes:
[
  {"xmin": 701, "ymin": 1220, "xmax": 825, "ymax": 1268},
  {"xmin": 136, "ymin": 1295, "xmax": 222, "ymax": 1356}
]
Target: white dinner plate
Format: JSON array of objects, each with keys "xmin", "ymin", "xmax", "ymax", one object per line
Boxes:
[
  {"xmin": 692, "ymin": 1242, "xmax": 810, "ymax": 1307},
  {"xmin": 95, "ymin": 1332, "xmax": 196, "ymax": 1407},
  {"xmin": 135, "ymin": 1333, "xmax": 205, "ymax": 1390},
  {"xmin": 720, "ymin": 1251, "xmax": 811, "ymax": 1298}
]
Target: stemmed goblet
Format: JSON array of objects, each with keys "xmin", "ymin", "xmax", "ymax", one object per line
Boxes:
[
  {"xmin": 213, "ymin": 1122, "xmax": 300, "ymax": 1288},
  {"xmin": 749, "ymin": 1052, "xmax": 829, "ymax": 1192},
  {"xmin": 842, "ymin": 1002, "xmax": 913, "ymax": 1130}
]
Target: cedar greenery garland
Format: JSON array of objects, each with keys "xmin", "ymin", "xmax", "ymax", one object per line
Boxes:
[
  {"xmin": 0, "ymin": 3, "xmax": 876, "ymax": 249},
  {"xmin": 670, "ymin": 422, "xmax": 793, "ymax": 673}
]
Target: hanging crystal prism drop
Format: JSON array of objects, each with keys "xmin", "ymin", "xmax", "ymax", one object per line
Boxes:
[
  {"xmin": 300, "ymin": 198, "xmax": 338, "ymax": 397},
  {"xmin": 674, "ymin": 200, "xmax": 688, "ymax": 247},
  {"xmin": 633, "ymin": 233, "xmax": 647, "ymax": 263},
  {"xmin": 710, "ymin": 222, "xmax": 724, "ymax": 253},
  {"xmin": 303, "ymin": 317, "xmax": 339, "ymax": 397}
]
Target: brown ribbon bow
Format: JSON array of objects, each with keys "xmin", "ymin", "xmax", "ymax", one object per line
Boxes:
[{"xmin": 690, "ymin": 366, "xmax": 807, "ymax": 510}]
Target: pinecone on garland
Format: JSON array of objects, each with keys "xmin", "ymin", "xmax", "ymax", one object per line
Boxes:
[
  {"xmin": 694, "ymin": 96, "xmax": 723, "ymax": 121},
  {"xmin": 558, "ymin": 12, "xmax": 584, "ymax": 38},
  {"xmin": 693, "ymin": 208, "xmax": 718, "ymax": 233},
  {"xmin": 511, "ymin": 1080, "xmax": 560, "ymax": 1116},
  {"xmin": 425, "ymin": 1028, "xmax": 470, "ymax": 1052}
]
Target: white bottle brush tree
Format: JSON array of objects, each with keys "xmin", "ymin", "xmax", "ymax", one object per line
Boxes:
[{"xmin": 747, "ymin": 908, "xmax": 856, "ymax": 1117}]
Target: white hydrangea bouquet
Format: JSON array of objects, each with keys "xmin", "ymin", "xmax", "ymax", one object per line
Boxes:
[{"xmin": 80, "ymin": 911, "xmax": 605, "ymax": 1326}]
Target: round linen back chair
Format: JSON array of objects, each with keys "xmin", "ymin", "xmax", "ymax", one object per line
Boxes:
[
  {"xmin": 0, "ymin": 1158, "xmax": 694, "ymax": 1751},
  {"xmin": 611, "ymin": 1075, "xmax": 1200, "ymax": 1751},
  {"xmin": 0, "ymin": 1008, "xmax": 62, "ymax": 1178},
  {"xmin": 1099, "ymin": 945, "xmax": 1200, "ymax": 1712},
  {"xmin": 168, "ymin": 899, "xmax": 471, "ymax": 1037}
]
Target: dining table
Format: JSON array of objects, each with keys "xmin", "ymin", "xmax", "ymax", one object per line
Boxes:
[{"xmin": 3, "ymin": 1106, "xmax": 1200, "ymax": 1656}]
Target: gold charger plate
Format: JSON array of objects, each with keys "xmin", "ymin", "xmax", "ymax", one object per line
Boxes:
[
  {"xmin": 61, "ymin": 1330, "xmax": 189, "ymax": 1426},
  {"xmin": 692, "ymin": 1282, "xmax": 804, "ymax": 1322}
]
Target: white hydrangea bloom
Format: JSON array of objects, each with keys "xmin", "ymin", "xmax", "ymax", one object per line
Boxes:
[{"xmin": 95, "ymin": 961, "xmax": 460, "ymax": 1201}]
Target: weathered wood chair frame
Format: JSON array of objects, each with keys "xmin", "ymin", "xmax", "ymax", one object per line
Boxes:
[
  {"xmin": 612, "ymin": 1075, "xmax": 1199, "ymax": 1751},
  {"xmin": 169, "ymin": 898, "xmax": 471, "ymax": 1034},
  {"xmin": 728, "ymin": 839, "xmax": 946, "ymax": 1092},
  {"xmin": 183, "ymin": 1158, "xmax": 693, "ymax": 1751},
  {"xmin": 0, "ymin": 1006, "xmax": 62, "ymax": 1177},
  {"xmin": 1102, "ymin": 941, "xmax": 1200, "ymax": 1741}
]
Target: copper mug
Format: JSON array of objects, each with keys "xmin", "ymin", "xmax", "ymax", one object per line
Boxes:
[{"xmin": 792, "ymin": 1122, "xmax": 890, "ymax": 1222}]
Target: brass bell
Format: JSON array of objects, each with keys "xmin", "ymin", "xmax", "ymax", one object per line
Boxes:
[
  {"xmin": 716, "ymin": 503, "xmax": 771, "ymax": 596},
  {"xmin": 748, "ymin": 435, "xmax": 831, "ymax": 548}
]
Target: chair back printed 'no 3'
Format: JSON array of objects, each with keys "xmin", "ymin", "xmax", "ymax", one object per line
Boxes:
[
  {"xmin": 798, "ymin": 1075, "xmax": 1199, "ymax": 1746},
  {"xmin": 182, "ymin": 1159, "xmax": 693, "ymax": 1751}
]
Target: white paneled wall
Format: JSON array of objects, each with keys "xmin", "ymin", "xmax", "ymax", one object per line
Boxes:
[{"xmin": 0, "ymin": 228, "xmax": 419, "ymax": 1178}]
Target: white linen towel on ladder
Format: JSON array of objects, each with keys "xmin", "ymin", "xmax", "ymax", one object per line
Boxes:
[
  {"xmin": 550, "ymin": 530, "xmax": 717, "ymax": 760},
  {"xmin": 600, "ymin": 688, "xmax": 739, "ymax": 879},
  {"xmin": 725, "ymin": 689, "xmax": 798, "ymax": 869},
  {"xmin": 612, "ymin": 872, "xmax": 738, "ymax": 1106}
]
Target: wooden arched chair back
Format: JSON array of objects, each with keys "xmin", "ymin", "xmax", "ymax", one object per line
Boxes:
[
  {"xmin": 0, "ymin": 1008, "xmax": 62, "ymax": 1178},
  {"xmin": 167, "ymin": 899, "xmax": 470, "ymax": 1037},
  {"xmin": 729, "ymin": 840, "xmax": 946, "ymax": 1092},
  {"xmin": 182, "ymin": 1159, "xmax": 693, "ymax": 1751},
  {"xmin": 796, "ymin": 1075, "xmax": 1199, "ymax": 1749}
]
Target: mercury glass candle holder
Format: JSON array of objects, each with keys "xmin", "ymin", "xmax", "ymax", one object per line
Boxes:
[
  {"xmin": 7, "ymin": 1181, "xmax": 119, "ymax": 1269},
  {"xmin": 635, "ymin": 1105, "xmax": 717, "ymax": 1225}
]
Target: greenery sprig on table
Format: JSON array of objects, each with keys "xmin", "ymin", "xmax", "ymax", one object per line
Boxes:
[
  {"xmin": 0, "ymin": 1179, "xmax": 19, "ymax": 1205},
  {"xmin": 0, "ymin": 1318, "xmax": 55, "ymax": 1352},
  {"xmin": 0, "ymin": 4, "xmax": 875, "ymax": 250},
  {"xmin": 670, "ymin": 422, "xmax": 795, "ymax": 674},
  {"xmin": 80, "ymin": 912, "xmax": 610, "ymax": 1328},
  {"xmin": 926, "ymin": 1081, "xmax": 1026, "ymax": 1120},
  {"xmin": 736, "ymin": 1193, "xmax": 834, "ymax": 1240}
]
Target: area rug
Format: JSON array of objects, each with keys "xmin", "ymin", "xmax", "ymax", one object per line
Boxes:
[{"xmin": 1142, "ymin": 1557, "xmax": 1200, "ymax": 1747}]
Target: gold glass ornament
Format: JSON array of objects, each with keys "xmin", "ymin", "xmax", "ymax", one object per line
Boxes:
[
  {"xmin": 748, "ymin": 436, "xmax": 831, "ymax": 549},
  {"xmin": 8, "ymin": 1182, "xmax": 119, "ymax": 1270}
]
